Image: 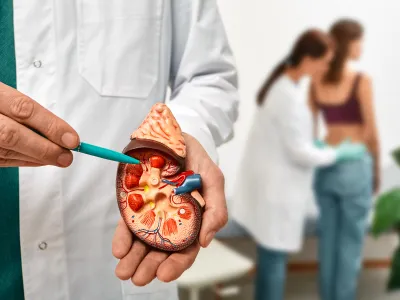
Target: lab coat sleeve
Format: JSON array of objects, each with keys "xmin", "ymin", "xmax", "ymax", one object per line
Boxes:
[
  {"xmin": 167, "ymin": 0, "xmax": 239, "ymax": 164},
  {"xmin": 275, "ymin": 92, "xmax": 337, "ymax": 168}
]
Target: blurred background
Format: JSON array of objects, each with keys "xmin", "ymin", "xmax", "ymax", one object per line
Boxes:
[{"xmin": 177, "ymin": 1, "xmax": 400, "ymax": 299}]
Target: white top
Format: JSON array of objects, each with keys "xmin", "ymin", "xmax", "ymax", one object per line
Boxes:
[
  {"xmin": 13, "ymin": 1, "xmax": 238, "ymax": 299},
  {"xmin": 232, "ymin": 75, "xmax": 336, "ymax": 252}
]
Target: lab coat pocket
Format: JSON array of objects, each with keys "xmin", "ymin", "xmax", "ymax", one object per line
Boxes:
[{"xmin": 77, "ymin": 0, "xmax": 163, "ymax": 99}]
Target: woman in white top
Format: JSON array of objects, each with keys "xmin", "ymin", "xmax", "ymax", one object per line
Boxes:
[{"xmin": 232, "ymin": 29, "xmax": 366, "ymax": 300}]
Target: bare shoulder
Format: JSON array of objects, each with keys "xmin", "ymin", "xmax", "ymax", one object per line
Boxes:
[
  {"xmin": 359, "ymin": 72, "xmax": 373, "ymax": 88},
  {"xmin": 357, "ymin": 73, "xmax": 373, "ymax": 103},
  {"xmin": 309, "ymin": 75, "xmax": 323, "ymax": 101},
  {"xmin": 311, "ymin": 74, "xmax": 324, "ymax": 87}
]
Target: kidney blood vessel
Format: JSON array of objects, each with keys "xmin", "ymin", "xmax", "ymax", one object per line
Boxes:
[{"xmin": 116, "ymin": 103, "xmax": 205, "ymax": 252}]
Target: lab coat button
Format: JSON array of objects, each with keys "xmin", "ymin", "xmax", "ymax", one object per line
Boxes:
[
  {"xmin": 38, "ymin": 241, "xmax": 48, "ymax": 250},
  {"xmin": 33, "ymin": 60, "xmax": 42, "ymax": 68}
]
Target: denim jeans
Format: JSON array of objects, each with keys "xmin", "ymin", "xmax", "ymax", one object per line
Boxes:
[
  {"xmin": 314, "ymin": 153, "xmax": 373, "ymax": 300},
  {"xmin": 255, "ymin": 245, "xmax": 288, "ymax": 300}
]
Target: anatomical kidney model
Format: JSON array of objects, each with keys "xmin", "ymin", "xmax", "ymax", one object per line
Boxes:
[{"xmin": 116, "ymin": 103, "xmax": 205, "ymax": 252}]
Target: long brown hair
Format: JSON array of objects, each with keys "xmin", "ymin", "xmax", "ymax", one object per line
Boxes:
[
  {"xmin": 257, "ymin": 29, "xmax": 332, "ymax": 106},
  {"xmin": 324, "ymin": 19, "xmax": 363, "ymax": 83}
]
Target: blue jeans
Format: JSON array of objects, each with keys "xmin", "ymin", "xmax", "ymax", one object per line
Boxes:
[
  {"xmin": 255, "ymin": 245, "xmax": 288, "ymax": 300},
  {"xmin": 314, "ymin": 154, "xmax": 373, "ymax": 300}
]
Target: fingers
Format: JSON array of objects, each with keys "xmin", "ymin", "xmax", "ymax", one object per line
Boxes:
[
  {"xmin": 0, "ymin": 148, "xmax": 44, "ymax": 164},
  {"xmin": 0, "ymin": 158, "xmax": 43, "ymax": 167},
  {"xmin": 0, "ymin": 114, "xmax": 73, "ymax": 167},
  {"xmin": 115, "ymin": 239, "xmax": 149, "ymax": 281},
  {"xmin": 132, "ymin": 250, "xmax": 169, "ymax": 286},
  {"xmin": 183, "ymin": 133, "xmax": 228, "ymax": 247},
  {"xmin": 157, "ymin": 240, "xmax": 200, "ymax": 283},
  {"xmin": 116, "ymin": 240, "xmax": 200, "ymax": 285},
  {"xmin": 112, "ymin": 219, "xmax": 134, "ymax": 259},
  {"xmin": 198, "ymin": 168, "xmax": 228, "ymax": 248},
  {"xmin": 0, "ymin": 83, "xmax": 80, "ymax": 167},
  {"xmin": 0, "ymin": 83, "xmax": 80, "ymax": 149}
]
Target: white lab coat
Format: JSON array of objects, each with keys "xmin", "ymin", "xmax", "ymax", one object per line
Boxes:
[
  {"xmin": 232, "ymin": 75, "xmax": 335, "ymax": 252},
  {"xmin": 13, "ymin": 1, "xmax": 238, "ymax": 299}
]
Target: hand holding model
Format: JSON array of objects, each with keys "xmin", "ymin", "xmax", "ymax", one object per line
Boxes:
[{"xmin": 112, "ymin": 103, "xmax": 227, "ymax": 286}]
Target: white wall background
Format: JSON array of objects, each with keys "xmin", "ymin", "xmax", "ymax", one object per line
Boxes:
[{"xmin": 216, "ymin": 0, "xmax": 400, "ymax": 207}]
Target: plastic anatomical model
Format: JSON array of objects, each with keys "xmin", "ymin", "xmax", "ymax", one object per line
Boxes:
[{"xmin": 116, "ymin": 103, "xmax": 205, "ymax": 252}]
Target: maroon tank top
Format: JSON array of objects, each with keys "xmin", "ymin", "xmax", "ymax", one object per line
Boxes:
[{"xmin": 313, "ymin": 74, "xmax": 364, "ymax": 124}]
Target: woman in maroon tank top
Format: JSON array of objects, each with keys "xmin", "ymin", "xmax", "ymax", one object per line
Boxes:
[{"xmin": 310, "ymin": 19, "xmax": 381, "ymax": 300}]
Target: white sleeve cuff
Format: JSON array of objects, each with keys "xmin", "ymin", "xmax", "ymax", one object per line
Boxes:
[
  {"xmin": 321, "ymin": 148, "xmax": 338, "ymax": 166},
  {"xmin": 167, "ymin": 103, "xmax": 219, "ymax": 164}
]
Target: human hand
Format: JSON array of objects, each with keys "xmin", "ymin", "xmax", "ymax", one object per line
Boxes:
[
  {"xmin": 314, "ymin": 139, "xmax": 326, "ymax": 149},
  {"xmin": 0, "ymin": 83, "xmax": 80, "ymax": 167},
  {"xmin": 112, "ymin": 133, "xmax": 228, "ymax": 285},
  {"xmin": 335, "ymin": 140, "xmax": 367, "ymax": 162}
]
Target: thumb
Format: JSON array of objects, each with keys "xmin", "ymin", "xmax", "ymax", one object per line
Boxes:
[
  {"xmin": 199, "ymin": 206, "xmax": 228, "ymax": 248},
  {"xmin": 198, "ymin": 173, "xmax": 228, "ymax": 248},
  {"xmin": 112, "ymin": 218, "xmax": 133, "ymax": 259}
]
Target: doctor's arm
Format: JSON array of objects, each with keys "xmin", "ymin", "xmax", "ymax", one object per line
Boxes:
[
  {"xmin": 112, "ymin": 0, "xmax": 238, "ymax": 286},
  {"xmin": 276, "ymin": 93, "xmax": 337, "ymax": 168},
  {"xmin": 168, "ymin": 0, "xmax": 238, "ymax": 259},
  {"xmin": 167, "ymin": 0, "xmax": 239, "ymax": 164}
]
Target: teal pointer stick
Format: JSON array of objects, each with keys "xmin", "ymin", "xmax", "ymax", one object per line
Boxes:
[
  {"xmin": 72, "ymin": 142, "xmax": 140, "ymax": 164},
  {"xmin": 29, "ymin": 127, "xmax": 139, "ymax": 164}
]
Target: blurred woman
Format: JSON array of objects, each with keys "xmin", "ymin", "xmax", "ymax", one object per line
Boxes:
[
  {"xmin": 310, "ymin": 19, "xmax": 380, "ymax": 300},
  {"xmin": 232, "ymin": 29, "xmax": 366, "ymax": 300}
]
